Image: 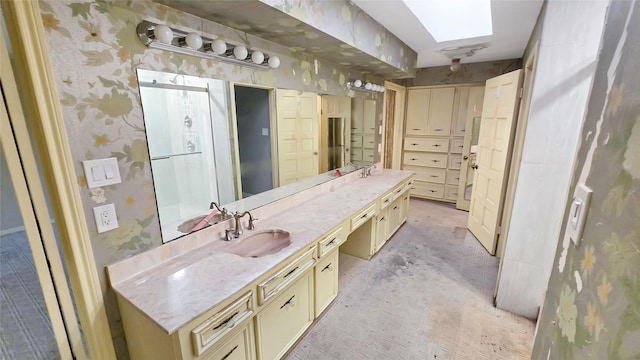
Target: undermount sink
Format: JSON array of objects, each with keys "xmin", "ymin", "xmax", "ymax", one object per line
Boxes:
[
  {"xmin": 177, "ymin": 213, "xmax": 225, "ymax": 233},
  {"xmin": 228, "ymin": 230, "xmax": 291, "ymax": 258}
]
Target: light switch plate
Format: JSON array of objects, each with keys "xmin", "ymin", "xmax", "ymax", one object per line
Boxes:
[
  {"xmin": 568, "ymin": 183, "xmax": 592, "ymax": 246},
  {"xmin": 93, "ymin": 203, "xmax": 118, "ymax": 233},
  {"xmin": 82, "ymin": 157, "xmax": 121, "ymax": 188}
]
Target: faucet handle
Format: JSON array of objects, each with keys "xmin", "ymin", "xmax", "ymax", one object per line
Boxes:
[
  {"xmin": 224, "ymin": 229, "xmax": 234, "ymax": 241},
  {"xmin": 247, "ymin": 216, "xmax": 258, "ymax": 230}
]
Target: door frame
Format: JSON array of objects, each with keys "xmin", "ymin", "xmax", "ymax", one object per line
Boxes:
[
  {"xmin": 494, "ymin": 42, "xmax": 539, "ymax": 299},
  {"xmin": 3, "ymin": 2, "xmax": 116, "ymax": 358},
  {"xmin": 229, "ymin": 82, "xmax": 278, "ymax": 198},
  {"xmin": 382, "ymin": 81, "xmax": 406, "ymax": 169}
]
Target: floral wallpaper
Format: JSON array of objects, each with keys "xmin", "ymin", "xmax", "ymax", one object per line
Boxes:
[
  {"xmin": 38, "ymin": 0, "xmax": 384, "ymax": 357},
  {"xmin": 531, "ymin": 1, "xmax": 640, "ymax": 358}
]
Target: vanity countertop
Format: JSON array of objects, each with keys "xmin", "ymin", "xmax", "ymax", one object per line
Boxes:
[{"xmin": 110, "ymin": 169, "xmax": 413, "ymax": 334}]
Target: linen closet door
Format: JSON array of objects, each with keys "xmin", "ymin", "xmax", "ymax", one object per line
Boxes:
[{"xmin": 467, "ymin": 70, "xmax": 523, "ymax": 255}]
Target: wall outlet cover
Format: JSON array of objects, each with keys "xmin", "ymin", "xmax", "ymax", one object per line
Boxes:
[
  {"xmin": 93, "ymin": 203, "xmax": 118, "ymax": 233},
  {"xmin": 568, "ymin": 183, "xmax": 592, "ymax": 246}
]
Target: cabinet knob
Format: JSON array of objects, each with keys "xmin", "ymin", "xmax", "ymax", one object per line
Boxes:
[
  {"xmin": 463, "ymin": 155, "xmax": 469, "ymax": 160},
  {"xmin": 471, "ymin": 164, "xmax": 479, "ymax": 170}
]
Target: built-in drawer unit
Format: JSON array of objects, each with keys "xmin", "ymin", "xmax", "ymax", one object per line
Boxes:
[
  {"xmin": 403, "ymin": 166, "xmax": 446, "ymax": 184},
  {"xmin": 363, "ymin": 149, "xmax": 374, "ymax": 161},
  {"xmin": 445, "ymin": 185, "xmax": 459, "ymax": 201},
  {"xmin": 403, "ymin": 152, "xmax": 448, "ymax": 168},
  {"xmin": 199, "ymin": 323, "xmax": 254, "ymax": 360},
  {"xmin": 448, "ymin": 154, "xmax": 463, "ymax": 170},
  {"xmin": 363, "ymin": 135, "xmax": 375, "ymax": 149},
  {"xmin": 446, "ymin": 170, "xmax": 461, "ymax": 186},
  {"xmin": 351, "ymin": 148, "xmax": 362, "ymax": 161},
  {"xmin": 314, "ymin": 249, "xmax": 339, "ymax": 317},
  {"xmin": 257, "ymin": 247, "xmax": 316, "ymax": 305},
  {"xmin": 450, "ymin": 138, "xmax": 465, "ymax": 154},
  {"xmin": 410, "ymin": 181, "xmax": 445, "ymax": 199},
  {"xmin": 317, "ymin": 225, "xmax": 347, "ymax": 258},
  {"xmin": 380, "ymin": 190, "xmax": 395, "ymax": 209},
  {"xmin": 191, "ymin": 291, "xmax": 254, "ymax": 357},
  {"xmin": 351, "ymin": 135, "xmax": 363, "ymax": 148},
  {"xmin": 403, "ymin": 138, "xmax": 449, "ymax": 153},
  {"xmin": 351, "ymin": 202, "xmax": 377, "ymax": 231}
]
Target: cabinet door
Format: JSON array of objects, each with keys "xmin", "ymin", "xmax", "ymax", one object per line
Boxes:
[
  {"xmin": 405, "ymin": 89, "xmax": 430, "ymax": 135},
  {"xmin": 426, "ymin": 88, "xmax": 455, "ymax": 136},
  {"xmin": 362, "ymin": 135, "xmax": 375, "ymax": 149},
  {"xmin": 386, "ymin": 201, "xmax": 402, "ymax": 239},
  {"xmin": 201, "ymin": 324, "xmax": 255, "ymax": 360},
  {"xmin": 375, "ymin": 207, "xmax": 389, "ymax": 252},
  {"xmin": 314, "ymin": 250, "xmax": 339, "ymax": 317},
  {"xmin": 351, "ymin": 98, "xmax": 364, "ymax": 134},
  {"xmin": 400, "ymin": 192, "xmax": 410, "ymax": 224},
  {"xmin": 255, "ymin": 272, "xmax": 313, "ymax": 360},
  {"xmin": 363, "ymin": 99, "xmax": 376, "ymax": 134}
]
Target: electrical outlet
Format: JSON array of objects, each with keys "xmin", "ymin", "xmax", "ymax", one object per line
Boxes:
[{"xmin": 93, "ymin": 203, "xmax": 118, "ymax": 233}]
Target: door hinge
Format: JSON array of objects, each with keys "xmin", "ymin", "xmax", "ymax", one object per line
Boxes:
[
  {"xmin": 497, "ymin": 226, "xmax": 502, "ymax": 234},
  {"xmin": 518, "ymin": 87, "xmax": 524, "ymax": 99}
]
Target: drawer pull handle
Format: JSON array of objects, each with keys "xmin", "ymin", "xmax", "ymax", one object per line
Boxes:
[
  {"xmin": 433, "ymin": 144, "xmax": 442, "ymax": 147},
  {"xmin": 283, "ymin": 267, "xmax": 299, "ymax": 279},
  {"xmin": 410, "ymin": 158, "xmax": 418, "ymax": 161},
  {"xmin": 404, "ymin": 196, "xmax": 409, "ymax": 200},
  {"xmin": 221, "ymin": 345, "xmax": 239, "ymax": 360},
  {"xmin": 326, "ymin": 238, "xmax": 337, "ymax": 247},
  {"xmin": 360, "ymin": 213, "xmax": 369, "ymax": 219},
  {"xmin": 384, "ymin": 199, "xmax": 390, "ymax": 203},
  {"xmin": 280, "ymin": 295, "xmax": 296, "ymax": 309},
  {"xmin": 212, "ymin": 311, "xmax": 239, "ymax": 331},
  {"xmin": 408, "ymin": 181, "xmax": 413, "ymax": 185},
  {"xmin": 393, "ymin": 206, "xmax": 399, "ymax": 210},
  {"xmin": 322, "ymin": 263, "xmax": 334, "ymax": 272},
  {"xmin": 432, "ymin": 160, "xmax": 440, "ymax": 163},
  {"xmin": 461, "ymin": 129, "xmax": 466, "ymax": 132},
  {"xmin": 396, "ymin": 188, "xmax": 402, "ymax": 194},
  {"xmin": 429, "ymin": 175, "xmax": 438, "ymax": 178},
  {"xmin": 411, "ymin": 187, "xmax": 416, "ymax": 190},
  {"xmin": 412, "ymin": 128, "xmax": 421, "ymax": 131},
  {"xmin": 434, "ymin": 128, "xmax": 443, "ymax": 131},
  {"xmin": 411, "ymin": 143, "xmax": 419, "ymax": 146},
  {"xmin": 379, "ymin": 216, "xmax": 386, "ymax": 222},
  {"xmin": 429, "ymin": 190, "xmax": 436, "ymax": 193}
]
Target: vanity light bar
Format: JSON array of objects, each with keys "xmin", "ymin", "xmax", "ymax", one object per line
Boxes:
[
  {"xmin": 346, "ymin": 80, "xmax": 385, "ymax": 93},
  {"xmin": 136, "ymin": 21, "xmax": 280, "ymax": 70}
]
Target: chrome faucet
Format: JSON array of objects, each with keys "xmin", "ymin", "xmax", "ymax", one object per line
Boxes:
[
  {"xmin": 210, "ymin": 201, "xmax": 229, "ymax": 219},
  {"xmin": 361, "ymin": 164, "xmax": 376, "ymax": 178},
  {"xmin": 232, "ymin": 211, "xmax": 257, "ymax": 238}
]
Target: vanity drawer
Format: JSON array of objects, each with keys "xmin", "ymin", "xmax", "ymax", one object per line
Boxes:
[
  {"xmin": 380, "ymin": 191, "xmax": 395, "ymax": 209},
  {"xmin": 351, "ymin": 203, "xmax": 377, "ymax": 231},
  {"xmin": 191, "ymin": 291, "xmax": 254, "ymax": 357},
  {"xmin": 445, "ymin": 185, "xmax": 459, "ymax": 201},
  {"xmin": 318, "ymin": 225, "xmax": 347, "ymax": 258},
  {"xmin": 403, "ymin": 138, "xmax": 449, "ymax": 153},
  {"xmin": 257, "ymin": 247, "xmax": 316, "ymax": 305},
  {"xmin": 448, "ymin": 154, "xmax": 463, "ymax": 170},
  {"xmin": 446, "ymin": 170, "xmax": 461, "ymax": 185},
  {"xmin": 403, "ymin": 152, "xmax": 448, "ymax": 168},
  {"xmin": 363, "ymin": 135, "xmax": 375, "ymax": 149},
  {"xmin": 351, "ymin": 135, "xmax": 363, "ymax": 148},
  {"xmin": 403, "ymin": 166, "xmax": 446, "ymax": 184},
  {"xmin": 450, "ymin": 138, "xmax": 465, "ymax": 154},
  {"xmin": 199, "ymin": 323, "xmax": 254, "ymax": 360},
  {"xmin": 410, "ymin": 181, "xmax": 445, "ymax": 199}
]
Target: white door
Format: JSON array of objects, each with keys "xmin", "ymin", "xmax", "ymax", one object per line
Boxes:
[
  {"xmin": 321, "ymin": 95, "xmax": 351, "ymax": 172},
  {"xmin": 276, "ymin": 90, "xmax": 319, "ymax": 186},
  {"xmin": 468, "ymin": 70, "xmax": 523, "ymax": 255}
]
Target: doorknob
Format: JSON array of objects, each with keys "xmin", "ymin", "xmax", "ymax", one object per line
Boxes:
[
  {"xmin": 471, "ymin": 164, "xmax": 479, "ymax": 170},
  {"xmin": 463, "ymin": 155, "xmax": 469, "ymax": 160}
]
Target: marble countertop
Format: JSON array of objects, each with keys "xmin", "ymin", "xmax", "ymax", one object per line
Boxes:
[{"xmin": 111, "ymin": 169, "xmax": 413, "ymax": 334}]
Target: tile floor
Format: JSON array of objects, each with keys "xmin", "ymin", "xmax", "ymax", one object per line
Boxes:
[{"xmin": 285, "ymin": 198, "xmax": 535, "ymax": 360}]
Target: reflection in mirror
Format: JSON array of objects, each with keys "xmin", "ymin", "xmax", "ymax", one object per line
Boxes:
[
  {"xmin": 137, "ymin": 69, "xmax": 377, "ymax": 243},
  {"xmin": 464, "ymin": 116, "xmax": 482, "ymax": 200}
]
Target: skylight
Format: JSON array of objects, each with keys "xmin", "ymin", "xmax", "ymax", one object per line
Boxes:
[{"xmin": 402, "ymin": 0, "xmax": 493, "ymax": 42}]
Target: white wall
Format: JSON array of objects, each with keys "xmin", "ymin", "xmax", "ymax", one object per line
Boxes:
[{"xmin": 496, "ymin": 0, "xmax": 609, "ymax": 318}]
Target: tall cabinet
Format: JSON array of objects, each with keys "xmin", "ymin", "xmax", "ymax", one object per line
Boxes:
[
  {"xmin": 350, "ymin": 98, "xmax": 376, "ymax": 165},
  {"xmin": 402, "ymin": 85, "xmax": 484, "ymax": 205}
]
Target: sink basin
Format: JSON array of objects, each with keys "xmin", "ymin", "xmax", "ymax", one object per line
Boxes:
[
  {"xmin": 177, "ymin": 213, "xmax": 224, "ymax": 233},
  {"xmin": 228, "ymin": 230, "xmax": 291, "ymax": 258}
]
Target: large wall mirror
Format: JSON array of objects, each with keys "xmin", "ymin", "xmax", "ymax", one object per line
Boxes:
[{"xmin": 137, "ymin": 69, "xmax": 376, "ymax": 242}]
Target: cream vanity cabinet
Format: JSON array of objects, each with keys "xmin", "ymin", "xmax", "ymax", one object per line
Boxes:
[{"xmin": 403, "ymin": 85, "xmax": 484, "ymax": 204}]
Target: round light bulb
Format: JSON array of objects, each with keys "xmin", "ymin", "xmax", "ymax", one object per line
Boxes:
[
  {"xmin": 373, "ymin": 84, "xmax": 380, "ymax": 92},
  {"xmin": 233, "ymin": 45, "xmax": 248, "ymax": 60},
  {"xmin": 450, "ymin": 58, "xmax": 462, "ymax": 72},
  {"xmin": 365, "ymin": 82, "xmax": 372, "ymax": 90},
  {"xmin": 354, "ymin": 79, "xmax": 362, "ymax": 88},
  {"xmin": 268, "ymin": 55, "xmax": 280, "ymax": 68},
  {"xmin": 153, "ymin": 24, "xmax": 173, "ymax": 44},
  {"xmin": 251, "ymin": 50, "xmax": 265, "ymax": 64},
  {"xmin": 185, "ymin": 33, "xmax": 202, "ymax": 50},
  {"xmin": 379, "ymin": 85, "xmax": 385, "ymax": 92},
  {"xmin": 210, "ymin": 39, "xmax": 227, "ymax": 55}
]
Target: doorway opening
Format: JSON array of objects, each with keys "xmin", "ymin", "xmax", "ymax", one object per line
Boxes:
[
  {"xmin": 327, "ymin": 117, "xmax": 346, "ymax": 170},
  {"xmin": 233, "ymin": 85, "xmax": 274, "ymax": 198}
]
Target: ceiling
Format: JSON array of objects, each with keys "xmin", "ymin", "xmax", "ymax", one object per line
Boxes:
[{"xmin": 352, "ymin": 0, "xmax": 544, "ymax": 68}]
